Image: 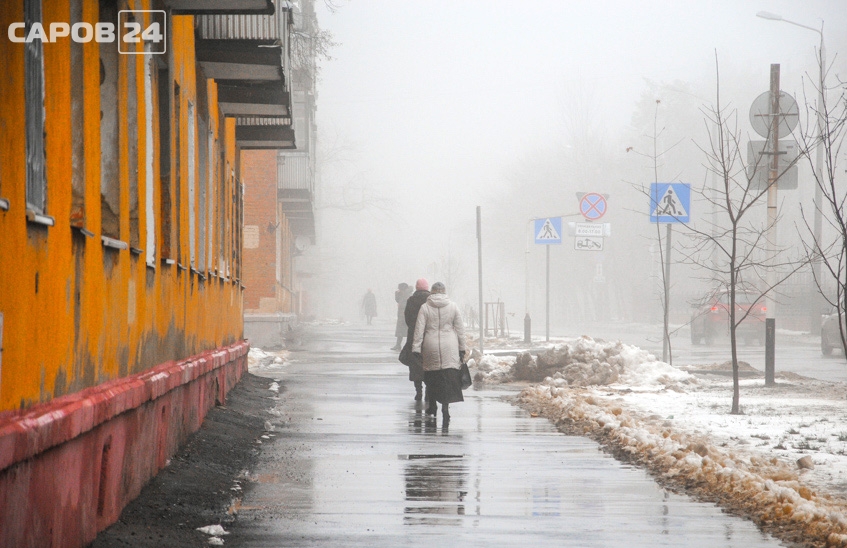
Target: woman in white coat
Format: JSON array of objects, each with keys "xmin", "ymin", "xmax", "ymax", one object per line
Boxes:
[{"xmin": 411, "ymin": 282, "xmax": 466, "ymax": 423}]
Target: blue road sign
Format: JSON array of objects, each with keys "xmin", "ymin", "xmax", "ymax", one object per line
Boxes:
[
  {"xmin": 650, "ymin": 183, "xmax": 690, "ymax": 223},
  {"xmin": 534, "ymin": 217, "xmax": 562, "ymax": 244}
]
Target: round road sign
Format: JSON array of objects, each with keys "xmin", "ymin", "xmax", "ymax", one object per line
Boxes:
[
  {"xmin": 749, "ymin": 90, "xmax": 799, "ymax": 139},
  {"xmin": 579, "ymin": 193, "xmax": 607, "ymax": 220}
]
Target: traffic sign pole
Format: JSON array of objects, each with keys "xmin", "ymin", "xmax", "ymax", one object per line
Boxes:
[
  {"xmin": 662, "ymin": 224, "xmax": 672, "ymax": 364},
  {"xmin": 546, "ymin": 245, "xmax": 550, "ymax": 342}
]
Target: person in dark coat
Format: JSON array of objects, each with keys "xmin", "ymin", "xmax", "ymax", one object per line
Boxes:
[
  {"xmin": 412, "ymin": 281, "xmax": 466, "ymax": 424},
  {"xmin": 391, "ymin": 282, "xmax": 414, "ymax": 350},
  {"xmin": 361, "ymin": 289, "xmax": 377, "ymax": 325},
  {"xmin": 399, "ymin": 278, "xmax": 430, "ymax": 401}
]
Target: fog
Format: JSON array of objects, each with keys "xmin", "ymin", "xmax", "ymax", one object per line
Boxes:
[{"xmin": 298, "ymin": 0, "xmax": 847, "ymax": 335}]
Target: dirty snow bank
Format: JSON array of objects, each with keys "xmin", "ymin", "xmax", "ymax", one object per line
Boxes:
[
  {"xmin": 473, "ymin": 336, "xmax": 695, "ymax": 389},
  {"xmin": 247, "ymin": 347, "xmax": 287, "ymax": 370},
  {"xmin": 508, "ymin": 337, "xmax": 847, "ymax": 546}
]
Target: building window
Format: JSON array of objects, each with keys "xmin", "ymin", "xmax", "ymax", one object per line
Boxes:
[
  {"xmin": 197, "ymin": 114, "xmax": 208, "ymax": 274},
  {"xmin": 144, "ymin": 53, "xmax": 156, "ymax": 266},
  {"xmin": 127, "ymin": 52, "xmax": 140, "ymax": 251},
  {"xmin": 70, "ymin": 0, "xmax": 85, "ymax": 227},
  {"xmin": 207, "ymin": 134, "xmax": 216, "ymax": 274},
  {"xmin": 157, "ymin": 59, "xmax": 172, "ymax": 260},
  {"xmin": 99, "ymin": 0, "xmax": 121, "ymax": 240},
  {"xmin": 187, "ymin": 101, "xmax": 196, "ymax": 270},
  {"xmin": 173, "ymin": 83, "xmax": 181, "ymax": 264},
  {"xmin": 25, "ymin": 0, "xmax": 46, "ymax": 216}
]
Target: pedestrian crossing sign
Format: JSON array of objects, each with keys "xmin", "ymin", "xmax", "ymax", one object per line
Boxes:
[
  {"xmin": 534, "ymin": 217, "xmax": 562, "ymax": 244},
  {"xmin": 650, "ymin": 183, "xmax": 690, "ymax": 223}
]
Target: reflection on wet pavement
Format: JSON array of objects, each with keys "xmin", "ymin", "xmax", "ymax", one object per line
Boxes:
[{"xmin": 402, "ymin": 453, "xmax": 467, "ymax": 526}]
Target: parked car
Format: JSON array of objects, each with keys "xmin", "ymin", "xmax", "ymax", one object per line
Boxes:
[
  {"xmin": 821, "ymin": 308, "xmax": 845, "ymax": 355},
  {"xmin": 690, "ymin": 289, "xmax": 766, "ymax": 345}
]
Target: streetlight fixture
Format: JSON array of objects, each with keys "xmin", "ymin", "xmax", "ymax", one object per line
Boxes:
[{"xmin": 756, "ymin": 10, "xmax": 826, "ymax": 332}]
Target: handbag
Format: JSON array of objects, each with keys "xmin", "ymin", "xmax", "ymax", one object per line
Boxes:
[
  {"xmin": 399, "ymin": 344, "xmax": 421, "ymax": 368},
  {"xmin": 460, "ymin": 362, "xmax": 472, "ymax": 390}
]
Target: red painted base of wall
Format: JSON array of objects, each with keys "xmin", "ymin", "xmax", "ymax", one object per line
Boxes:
[{"xmin": 0, "ymin": 340, "xmax": 250, "ymax": 548}]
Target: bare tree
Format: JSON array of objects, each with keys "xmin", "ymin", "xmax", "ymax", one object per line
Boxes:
[
  {"xmin": 796, "ymin": 49, "xmax": 847, "ymax": 356},
  {"xmin": 290, "ymin": 0, "xmax": 339, "ymax": 84},
  {"xmin": 683, "ymin": 55, "xmax": 807, "ymax": 414}
]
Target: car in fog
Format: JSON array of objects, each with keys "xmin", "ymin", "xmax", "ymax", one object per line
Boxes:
[
  {"xmin": 690, "ymin": 289, "xmax": 766, "ymax": 346},
  {"xmin": 821, "ymin": 308, "xmax": 845, "ymax": 355}
]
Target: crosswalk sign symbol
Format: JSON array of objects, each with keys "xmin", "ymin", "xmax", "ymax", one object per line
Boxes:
[
  {"xmin": 650, "ymin": 183, "xmax": 690, "ymax": 223},
  {"xmin": 534, "ymin": 217, "xmax": 562, "ymax": 244}
]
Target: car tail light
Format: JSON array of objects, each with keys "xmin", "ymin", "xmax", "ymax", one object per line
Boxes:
[{"xmin": 710, "ymin": 306, "xmax": 718, "ymax": 313}]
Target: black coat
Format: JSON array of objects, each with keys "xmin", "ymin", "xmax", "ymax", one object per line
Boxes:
[
  {"xmin": 399, "ymin": 290, "xmax": 430, "ymax": 375},
  {"xmin": 404, "ymin": 290, "xmax": 431, "ymax": 340}
]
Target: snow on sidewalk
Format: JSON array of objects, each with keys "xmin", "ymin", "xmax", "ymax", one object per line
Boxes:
[
  {"xmin": 472, "ymin": 336, "xmax": 847, "ymax": 546},
  {"xmin": 247, "ymin": 347, "xmax": 287, "ymax": 370}
]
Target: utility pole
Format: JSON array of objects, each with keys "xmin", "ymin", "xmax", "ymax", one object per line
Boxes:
[{"xmin": 765, "ymin": 64, "xmax": 780, "ymax": 386}]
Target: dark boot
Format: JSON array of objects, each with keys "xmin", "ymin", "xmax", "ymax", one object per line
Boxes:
[
  {"xmin": 426, "ymin": 399, "xmax": 437, "ymax": 416},
  {"xmin": 442, "ymin": 403, "xmax": 450, "ymax": 424},
  {"xmin": 414, "ymin": 381, "xmax": 423, "ymax": 401}
]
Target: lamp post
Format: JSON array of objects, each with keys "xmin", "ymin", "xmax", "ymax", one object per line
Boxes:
[{"xmin": 757, "ymin": 11, "xmax": 826, "ymax": 332}]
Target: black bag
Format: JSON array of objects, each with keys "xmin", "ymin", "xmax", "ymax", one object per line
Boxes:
[
  {"xmin": 399, "ymin": 344, "xmax": 421, "ymax": 368},
  {"xmin": 460, "ymin": 362, "xmax": 472, "ymax": 390}
]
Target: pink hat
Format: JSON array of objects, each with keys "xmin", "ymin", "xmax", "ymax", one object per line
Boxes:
[{"xmin": 415, "ymin": 278, "xmax": 429, "ymax": 291}]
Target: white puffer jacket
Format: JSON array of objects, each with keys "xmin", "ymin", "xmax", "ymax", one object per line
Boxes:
[{"xmin": 411, "ymin": 293, "xmax": 466, "ymax": 371}]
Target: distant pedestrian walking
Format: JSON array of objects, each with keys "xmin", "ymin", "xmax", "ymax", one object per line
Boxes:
[
  {"xmin": 399, "ymin": 279, "xmax": 430, "ymax": 401},
  {"xmin": 391, "ymin": 282, "xmax": 414, "ymax": 351},
  {"xmin": 412, "ymin": 282, "xmax": 466, "ymax": 424},
  {"xmin": 361, "ymin": 289, "xmax": 377, "ymax": 325}
]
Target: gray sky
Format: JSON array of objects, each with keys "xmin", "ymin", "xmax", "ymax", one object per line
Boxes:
[{"xmin": 306, "ymin": 0, "xmax": 847, "ymax": 323}]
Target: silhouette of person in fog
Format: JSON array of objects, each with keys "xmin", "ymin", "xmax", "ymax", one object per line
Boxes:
[{"xmin": 362, "ymin": 289, "xmax": 377, "ymax": 325}]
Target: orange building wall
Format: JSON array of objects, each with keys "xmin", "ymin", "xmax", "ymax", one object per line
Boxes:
[{"xmin": 0, "ymin": 1, "xmax": 244, "ymax": 413}]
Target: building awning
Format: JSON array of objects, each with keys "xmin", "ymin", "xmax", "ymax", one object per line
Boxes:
[
  {"xmin": 236, "ymin": 125, "xmax": 295, "ymax": 149},
  {"xmin": 166, "ymin": 0, "xmax": 275, "ymax": 15},
  {"xmin": 196, "ymin": 1, "xmax": 296, "ymax": 150},
  {"xmin": 217, "ymin": 82, "xmax": 290, "ymax": 117}
]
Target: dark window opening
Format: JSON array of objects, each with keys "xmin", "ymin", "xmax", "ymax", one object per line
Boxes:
[
  {"xmin": 126, "ymin": 14, "xmax": 139, "ymax": 249},
  {"xmin": 157, "ymin": 60, "xmax": 172, "ymax": 259},
  {"xmin": 25, "ymin": 0, "xmax": 46, "ymax": 215},
  {"xmin": 70, "ymin": 0, "xmax": 85, "ymax": 227},
  {"xmin": 99, "ymin": 0, "xmax": 121, "ymax": 239},
  {"xmin": 174, "ymin": 83, "xmax": 181, "ymax": 263}
]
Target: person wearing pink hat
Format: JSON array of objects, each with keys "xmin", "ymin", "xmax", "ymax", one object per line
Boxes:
[{"xmin": 398, "ymin": 278, "xmax": 430, "ymax": 401}]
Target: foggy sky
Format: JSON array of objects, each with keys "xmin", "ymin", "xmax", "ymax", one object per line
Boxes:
[{"xmin": 303, "ymin": 0, "xmax": 847, "ymax": 326}]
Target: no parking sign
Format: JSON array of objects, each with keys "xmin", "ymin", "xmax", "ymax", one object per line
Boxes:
[{"xmin": 579, "ymin": 193, "xmax": 607, "ymax": 221}]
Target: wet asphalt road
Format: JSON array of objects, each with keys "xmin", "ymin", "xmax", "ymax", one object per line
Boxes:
[{"xmin": 235, "ymin": 322, "xmax": 786, "ymax": 547}]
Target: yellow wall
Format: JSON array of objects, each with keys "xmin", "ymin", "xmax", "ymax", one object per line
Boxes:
[{"xmin": 0, "ymin": 1, "xmax": 244, "ymax": 412}]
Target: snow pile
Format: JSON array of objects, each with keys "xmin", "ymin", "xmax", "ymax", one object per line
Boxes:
[
  {"xmin": 248, "ymin": 347, "xmax": 286, "ymax": 370},
  {"xmin": 518, "ymin": 381, "xmax": 847, "ymax": 546},
  {"xmin": 473, "ymin": 336, "xmax": 695, "ymax": 389},
  {"xmin": 197, "ymin": 524, "xmax": 229, "ymax": 544},
  {"xmin": 468, "ymin": 355, "xmax": 516, "ymax": 383}
]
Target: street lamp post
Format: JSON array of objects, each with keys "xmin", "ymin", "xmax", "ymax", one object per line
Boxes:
[{"xmin": 757, "ymin": 11, "xmax": 826, "ymax": 332}]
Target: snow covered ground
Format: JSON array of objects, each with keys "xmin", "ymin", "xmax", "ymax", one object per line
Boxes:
[{"xmin": 471, "ymin": 336, "xmax": 847, "ymax": 545}]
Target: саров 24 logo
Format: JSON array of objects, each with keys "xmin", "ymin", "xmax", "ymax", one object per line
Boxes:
[{"xmin": 8, "ymin": 10, "xmax": 166, "ymax": 54}]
